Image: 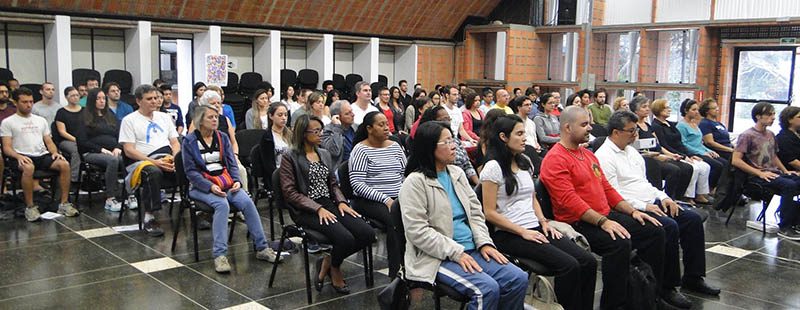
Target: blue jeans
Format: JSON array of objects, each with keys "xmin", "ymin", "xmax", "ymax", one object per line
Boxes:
[
  {"xmin": 436, "ymin": 250, "xmax": 528, "ymax": 310},
  {"xmin": 751, "ymin": 174, "xmax": 800, "ymax": 228},
  {"xmin": 189, "ymin": 188, "xmax": 268, "ymax": 257}
]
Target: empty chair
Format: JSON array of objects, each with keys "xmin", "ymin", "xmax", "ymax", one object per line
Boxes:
[
  {"xmin": 280, "ymin": 69, "xmax": 297, "ymax": 91},
  {"xmin": 378, "ymin": 75, "xmax": 388, "ymax": 87},
  {"xmin": 20, "ymin": 84, "xmax": 42, "ymax": 102},
  {"xmin": 103, "ymin": 70, "xmax": 133, "ymax": 94},
  {"xmin": 370, "ymin": 82, "xmax": 382, "ymax": 100},
  {"xmin": 72, "ymin": 68, "xmax": 101, "ymax": 87},
  {"xmin": 221, "ymin": 72, "xmax": 240, "ymax": 95},
  {"xmin": 344, "ymin": 74, "xmax": 363, "ymax": 91},
  {"xmin": 0, "ymin": 68, "xmax": 13, "ymax": 82},
  {"xmin": 297, "ymin": 69, "xmax": 319, "ymax": 90},
  {"xmin": 239, "ymin": 72, "xmax": 263, "ymax": 97},
  {"xmin": 332, "ymin": 74, "xmax": 346, "ymax": 92}
]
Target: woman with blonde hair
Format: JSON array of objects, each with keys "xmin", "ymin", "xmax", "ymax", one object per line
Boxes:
[{"xmin": 246, "ymin": 89, "xmax": 271, "ymax": 130}]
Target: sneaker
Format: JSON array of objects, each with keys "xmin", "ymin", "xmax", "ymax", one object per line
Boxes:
[
  {"xmin": 25, "ymin": 206, "xmax": 41, "ymax": 222},
  {"xmin": 307, "ymin": 243, "xmax": 323, "ymax": 254},
  {"xmin": 214, "ymin": 256, "xmax": 231, "ymax": 273},
  {"xmin": 256, "ymin": 247, "xmax": 283, "ymax": 263},
  {"xmin": 144, "ymin": 220, "xmax": 164, "ymax": 237},
  {"xmin": 57, "ymin": 202, "xmax": 80, "ymax": 217},
  {"xmin": 160, "ymin": 190, "xmax": 168, "ymax": 203},
  {"xmin": 778, "ymin": 228, "xmax": 800, "ymax": 241},
  {"xmin": 104, "ymin": 198, "xmax": 122, "ymax": 212},
  {"xmin": 746, "ymin": 220, "xmax": 778, "ymax": 234},
  {"xmin": 126, "ymin": 195, "xmax": 138, "ymax": 210}
]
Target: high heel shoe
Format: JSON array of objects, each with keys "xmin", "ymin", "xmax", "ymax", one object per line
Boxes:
[
  {"xmin": 314, "ymin": 257, "xmax": 325, "ymax": 292},
  {"xmin": 331, "ymin": 281, "xmax": 350, "ymax": 295}
]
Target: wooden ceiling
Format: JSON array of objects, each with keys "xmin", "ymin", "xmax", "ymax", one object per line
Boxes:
[{"xmin": 1, "ymin": 0, "xmax": 502, "ymax": 40}]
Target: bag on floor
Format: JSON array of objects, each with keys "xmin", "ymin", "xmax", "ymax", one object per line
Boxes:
[
  {"xmin": 626, "ymin": 250, "xmax": 658, "ymax": 310},
  {"xmin": 378, "ymin": 269, "xmax": 410, "ymax": 310},
  {"xmin": 528, "ymin": 275, "xmax": 564, "ymax": 310}
]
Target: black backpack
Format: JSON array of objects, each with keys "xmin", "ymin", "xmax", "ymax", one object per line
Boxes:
[{"xmin": 627, "ymin": 250, "xmax": 658, "ymax": 310}]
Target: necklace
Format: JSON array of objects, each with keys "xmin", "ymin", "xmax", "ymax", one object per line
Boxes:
[{"xmin": 559, "ymin": 142, "xmax": 585, "ymax": 161}]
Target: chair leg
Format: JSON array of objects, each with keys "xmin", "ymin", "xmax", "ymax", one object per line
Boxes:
[
  {"xmin": 268, "ymin": 197, "xmax": 275, "ymax": 241},
  {"xmin": 268, "ymin": 229, "xmax": 289, "ymax": 288},
  {"xmin": 137, "ymin": 190, "xmax": 144, "ymax": 231},
  {"xmin": 362, "ymin": 247, "xmax": 369, "ymax": 286},
  {"xmin": 725, "ymin": 196, "xmax": 745, "ymax": 226},
  {"xmin": 434, "ymin": 293, "xmax": 441, "ymax": 310},
  {"xmin": 302, "ymin": 237, "xmax": 312, "ymax": 305},
  {"xmin": 191, "ymin": 206, "xmax": 199, "ymax": 262},
  {"xmin": 228, "ymin": 213, "xmax": 237, "ymax": 243},
  {"xmin": 368, "ymin": 243, "xmax": 374, "ymax": 286},
  {"xmin": 73, "ymin": 168, "xmax": 82, "ymax": 204},
  {"xmin": 171, "ymin": 201, "xmax": 185, "ymax": 252}
]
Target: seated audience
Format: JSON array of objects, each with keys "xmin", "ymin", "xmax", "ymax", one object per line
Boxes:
[
  {"xmin": 443, "ymin": 85, "xmax": 476, "ymax": 146},
  {"xmin": 460, "ymin": 88, "xmax": 483, "ymax": 142},
  {"xmin": 192, "ymin": 90, "xmax": 247, "ymax": 189},
  {"xmin": 482, "ymin": 114, "xmax": 597, "ymax": 310},
  {"xmin": 325, "ymin": 89, "xmax": 341, "ymax": 107},
  {"xmin": 158, "ymin": 84, "xmax": 184, "ymax": 135},
  {"xmin": 376, "ymin": 87, "xmax": 400, "ymax": 135},
  {"xmin": 389, "ymin": 86, "xmax": 405, "ymax": 132},
  {"xmin": 533, "ymin": 93, "xmax": 561, "ymax": 150},
  {"xmin": 185, "ymin": 82, "xmax": 207, "ymax": 125},
  {"xmin": 350, "ymin": 83, "xmax": 378, "ymax": 129},
  {"xmin": 183, "ymin": 105, "xmax": 280, "ymax": 273},
  {"xmin": 205, "ymin": 85, "xmax": 237, "ymax": 129},
  {"xmin": 597, "ymin": 111, "xmax": 720, "ymax": 302},
  {"xmin": 732, "ymin": 102, "xmax": 800, "ymax": 240},
  {"xmin": 408, "ymin": 96, "xmax": 434, "ymax": 137},
  {"xmin": 525, "ymin": 87, "xmax": 540, "ymax": 120},
  {"xmin": 509, "ymin": 96, "xmax": 543, "ymax": 170},
  {"xmin": 415, "ymin": 106, "xmax": 479, "ymax": 185},
  {"xmin": 32, "ymin": 82, "xmax": 60, "ymax": 125},
  {"xmin": 677, "ymin": 99, "xmax": 727, "ymax": 190},
  {"xmin": 1, "ymin": 87, "xmax": 78, "ymax": 221},
  {"xmin": 698, "ymin": 98, "xmax": 733, "ymax": 160},
  {"xmin": 540, "ymin": 106, "xmax": 667, "ymax": 310},
  {"xmin": 290, "ymin": 88, "xmax": 312, "ymax": 125},
  {"xmin": 612, "ymin": 97, "xmax": 629, "ymax": 112},
  {"xmin": 651, "ymin": 99, "xmax": 713, "ymax": 205},
  {"xmin": 306, "ymin": 91, "xmax": 331, "ymax": 126},
  {"xmin": 492, "ymin": 89, "xmax": 513, "ymax": 115},
  {"xmin": 77, "ymin": 88, "xmax": 124, "ymax": 211},
  {"xmin": 281, "ymin": 85, "xmax": 297, "ymax": 110},
  {"xmin": 0, "ymin": 97, "xmax": 16, "ymax": 122},
  {"xmin": 349, "ymin": 111, "xmax": 406, "ymax": 277},
  {"xmin": 403, "ymin": 89, "xmax": 427, "ymax": 133},
  {"xmin": 321, "ymin": 100, "xmax": 356, "ymax": 168},
  {"xmin": 777, "ymin": 106, "xmax": 800, "ymax": 171},
  {"xmin": 105, "ymin": 82, "xmax": 134, "ymax": 121},
  {"xmin": 119, "ymin": 84, "xmax": 181, "ymax": 237},
  {"xmin": 399, "ymin": 121, "xmax": 528, "ymax": 309},
  {"xmin": 78, "ymin": 77, "xmax": 100, "ymax": 107},
  {"xmin": 259, "ymin": 102, "xmax": 292, "ymax": 178},
  {"xmin": 245, "ymin": 89, "xmax": 271, "ymax": 130},
  {"xmin": 280, "ymin": 114, "xmax": 374, "ymax": 294},
  {"xmin": 53, "ymin": 86, "xmax": 83, "ymax": 183},
  {"xmin": 479, "ymin": 88, "xmax": 495, "ymax": 114}
]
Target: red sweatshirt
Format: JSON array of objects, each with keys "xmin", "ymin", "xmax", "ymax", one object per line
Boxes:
[{"xmin": 540, "ymin": 143, "xmax": 624, "ymax": 224}]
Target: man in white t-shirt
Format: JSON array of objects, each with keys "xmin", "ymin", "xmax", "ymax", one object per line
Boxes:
[
  {"xmin": 119, "ymin": 84, "xmax": 181, "ymax": 237},
  {"xmin": 31, "ymin": 82, "xmax": 61, "ymax": 125},
  {"xmin": 1, "ymin": 87, "xmax": 78, "ymax": 222},
  {"xmin": 444, "ymin": 85, "xmax": 477, "ymax": 146},
  {"xmin": 352, "ymin": 81, "xmax": 378, "ymax": 128}
]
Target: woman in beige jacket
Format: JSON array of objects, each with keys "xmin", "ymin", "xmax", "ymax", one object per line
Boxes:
[{"xmin": 399, "ymin": 121, "xmax": 528, "ymax": 310}]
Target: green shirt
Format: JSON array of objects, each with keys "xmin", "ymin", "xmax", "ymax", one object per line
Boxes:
[{"xmin": 588, "ymin": 103, "xmax": 612, "ymax": 126}]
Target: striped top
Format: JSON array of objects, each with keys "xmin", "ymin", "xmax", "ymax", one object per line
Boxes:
[{"xmin": 348, "ymin": 142, "xmax": 407, "ymax": 203}]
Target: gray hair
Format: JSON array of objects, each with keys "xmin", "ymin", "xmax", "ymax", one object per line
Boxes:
[
  {"xmin": 628, "ymin": 95, "xmax": 650, "ymax": 113},
  {"xmin": 354, "ymin": 81, "xmax": 370, "ymax": 93},
  {"xmin": 329, "ymin": 100, "xmax": 350, "ymax": 116},
  {"xmin": 198, "ymin": 90, "xmax": 222, "ymax": 107},
  {"xmin": 134, "ymin": 84, "xmax": 158, "ymax": 100},
  {"xmin": 607, "ymin": 110, "xmax": 639, "ymax": 133},
  {"xmin": 192, "ymin": 105, "xmax": 219, "ymax": 130}
]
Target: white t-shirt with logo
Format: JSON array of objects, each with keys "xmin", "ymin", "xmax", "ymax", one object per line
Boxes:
[
  {"xmin": 352, "ymin": 102, "xmax": 379, "ymax": 128},
  {"xmin": 0, "ymin": 113, "xmax": 50, "ymax": 156},
  {"xmin": 119, "ymin": 111, "xmax": 179, "ymax": 156}
]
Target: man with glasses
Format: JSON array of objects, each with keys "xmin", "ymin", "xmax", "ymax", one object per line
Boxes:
[
  {"xmin": 32, "ymin": 82, "xmax": 61, "ymax": 125},
  {"xmin": 596, "ymin": 111, "xmax": 720, "ymax": 307}
]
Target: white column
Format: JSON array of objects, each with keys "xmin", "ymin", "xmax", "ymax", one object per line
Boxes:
[
  {"xmin": 354, "ymin": 37, "xmax": 379, "ymax": 83},
  {"xmin": 307, "ymin": 34, "xmax": 333, "ymax": 89},
  {"xmin": 124, "ymin": 21, "xmax": 152, "ymax": 88},
  {"xmin": 176, "ymin": 40, "xmax": 193, "ymax": 113},
  {"xmin": 494, "ymin": 31, "xmax": 506, "ymax": 81},
  {"xmin": 44, "ymin": 15, "xmax": 72, "ymax": 104},
  {"xmin": 193, "ymin": 25, "xmax": 222, "ymax": 84},
  {"xmin": 395, "ymin": 44, "xmax": 417, "ymax": 87},
  {"xmin": 254, "ymin": 30, "xmax": 281, "ymax": 101}
]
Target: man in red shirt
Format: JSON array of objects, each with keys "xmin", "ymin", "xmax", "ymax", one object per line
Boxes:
[{"xmin": 540, "ymin": 106, "xmax": 667, "ymax": 310}]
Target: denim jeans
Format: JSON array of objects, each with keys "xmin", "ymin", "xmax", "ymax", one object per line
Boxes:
[
  {"xmin": 83, "ymin": 152, "xmax": 123, "ymax": 199},
  {"xmin": 189, "ymin": 188, "xmax": 268, "ymax": 257}
]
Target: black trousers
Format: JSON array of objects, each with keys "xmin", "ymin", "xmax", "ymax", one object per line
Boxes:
[
  {"xmin": 139, "ymin": 165, "xmax": 165, "ymax": 212},
  {"xmin": 574, "ymin": 211, "xmax": 665, "ymax": 310},
  {"xmin": 650, "ymin": 201, "xmax": 706, "ymax": 287},
  {"xmin": 699, "ymin": 155, "xmax": 728, "ymax": 189},
  {"xmin": 352, "ymin": 197, "xmax": 401, "ymax": 277},
  {"xmin": 294, "ymin": 197, "xmax": 376, "ymax": 267},
  {"xmin": 493, "ymin": 228, "xmax": 597, "ymax": 310}
]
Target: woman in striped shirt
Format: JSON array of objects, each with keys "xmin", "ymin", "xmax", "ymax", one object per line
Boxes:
[{"xmin": 348, "ymin": 111, "xmax": 407, "ymax": 277}]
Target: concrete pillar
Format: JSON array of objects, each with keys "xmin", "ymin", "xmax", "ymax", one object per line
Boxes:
[
  {"xmin": 44, "ymin": 15, "xmax": 72, "ymax": 104},
  {"xmin": 193, "ymin": 25, "xmax": 221, "ymax": 84},
  {"xmin": 254, "ymin": 30, "xmax": 281, "ymax": 101},
  {"xmin": 354, "ymin": 37, "xmax": 379, "ymax": 83},
  {"xmin": 124, "ymin": 21, "xmax": 152, "ymax": 89},
  {"xmin": 494, "ymin": 31, "xmax": 506, "ymax": 81},
  {"xmin": 307, "ymin": 34, "xmax": 333, "ymax": 89}
]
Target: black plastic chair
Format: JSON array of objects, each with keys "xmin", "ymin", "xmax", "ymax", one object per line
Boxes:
[
  {"xmin": 72, "ymin": 154, "xmax": 111, "ymax": 204},
  {"xmin": 268, "ymin": 170, "xmax": 374, "ymax": 304},
  {"xmin": 20, "ymin": 84, "xmax": 42, "ymax": 102},
  {"xmin": 239, "ymin": 72, "xmax": 263, "ymax": 97},
  {"xmin": 332, "ymin": 74, "xmax": 346, "ymax": 93},
  {"xmin": 378, "ymin": 75, "xmax": 388, "ymax": 87},
  {"xmin": 344, "ymin": 74, "xmax": 363, "ymax": 101},
  {"xmin": 72, "ymin": 68, "xmax": 101, "ymax": 87},
  {"xmin": 0, "ymin": 68, "xmax": 13, "ymax": 82},
  {"xmin": 222, "ymin": 72, "xmax": 240, "ymax": 95},
  {"xmin": 3, "ymin": 156, "xmax": 60, "ymax": 207},
  {"xmin": 234, "ymin": 129, "xmax": 266, "ymax": 192},
  {"xmin": 249, "ymin": 144, "xmax": 284, "ymax": 240},
  {"xmin": 103, "ymin": 69, "xmax": 133, "ymax": 94},
  {"xmin": 724, "ymin": 168, "xmax": 775, "ymax": 236},
  {"xmin": 117, "ymin": 155, "xmax": 179, "ymax": 230},
  {"xmin": 297, "ymin": 69, "xmax": 319, "ymax": 90}
]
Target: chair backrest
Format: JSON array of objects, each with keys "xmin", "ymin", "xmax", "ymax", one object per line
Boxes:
[
  {"xmin": 389, "ymin": 199, "xmax": 405, "ymax": 258},
  {"xmin": 297, "ymin": 69, "xmax": 319, "ymax": 90},
  {"xmin": 103, "ymin": 69, "xmax": 133, "ymax": 94},
  {"xmin": 378, "ymin": 75, "xmax": 388, "ymax": 87},
  {"xmin": 20, "ymin": 84, "xmax": 42, "ymax": 102},
  {"xmin": 370, "ymin": 82, "xmax": 382, "ymax": 100},
  {"xmin": 590, "ymin": 125, "xmax": 609, "ymax": 140},
  {"xmin": 280, "ymin": 69, "xmax": 297, "ymax": 90},
  {"xmin": 72, "ymin": 68, "xmax": 101, "ymax": 87},
  {"xmin": 345, "ymin": 74, "xmax": 363, "ymax": 90},
  {"xmin": 0, "ymin": 68, "xmax": 13, "ymax": 82},
  {"xmin": 174, "ymin": 151, "xmax": 189, "ymax": 192},
  {"xmin": 235, "ymin": 129, "xmax": 267, "ymax": 166},
  {"xmin": 332, "ymin": 74, "xmax": 346, "ymax": 92},
  {"xmin": 337, "ymin": 162, "xmax": 354, "ymax": 200},
  {"xmin": 222, "ymin": 72, "xmax": 239, "ymax": 93},
  {"xmin": 271, "ymin": 169, "xmax": 301, "ymax": 220},
  {"xmin": 534, "ymin": 179, "xmax": 555, "ymax": 220},
  {"xmin": 589, "ymin": 136, "xmax": 607, "ymax": 152},
  {"xmin": 239, "ymin": 72, "xmax": 263, "ymax": 94}
]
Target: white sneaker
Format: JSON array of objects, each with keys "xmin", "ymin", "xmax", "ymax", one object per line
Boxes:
[
  {"xmin": 57, "ymin": 202, "xmax": 80, "ymax": 217},
  {"xmin": 25, "ymin": 206, "xmax": 41, "ymax": 222},
  {"xmin": 747, "ymin": 220, "xmax": 778, "ymax": 234},
  {"xmin": 126, "ymin": 195, "xmax": 138, "ymax": 210},
  {"xmin": 104, "ymin": 198, "xmax": 122, "ymax": 212},
  {"xmin": 256, "ymin": 247, "xmax": 283, "ymax": 263},
  {"xmin": 214, "ymin": 256, "xmax": 231, "ymax": 273}
]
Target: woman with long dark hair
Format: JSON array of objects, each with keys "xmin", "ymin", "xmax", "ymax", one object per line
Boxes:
[
  {"xmin": 400, "ymin": 121, "xmax": 528, "ymax": 309},
  {"xmin": 280, "ymin": 115, "xmax": 375, "ymax": 294},
  {"xmin": 404, "ymin": 89, "xmax": 427, "ymax": 132},
  {"xmin": 77, "ymin": 88, "xmax": 124, "ymax": 211},
  {"xmin": 677, "ymin": 99, "xmax": 727, "ymax": 191},
  {"xmin": 348, "ymin": 111, "xmax": 406, "ymax": 276},
  {"xmin": 389, "ymin": 86, "xmax": 405, "ymax": 133},
  {"xmin": 481, "ymin": 114, "xmax": 597, "ymax": 310},
  {"xmin": 259, "ymin": 102, "xmax": 292, "ymax": 178}
]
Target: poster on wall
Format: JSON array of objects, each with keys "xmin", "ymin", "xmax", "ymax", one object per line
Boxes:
[{"xmin": 205, "ymin": 54, "xmax": 228, "ymax": 86}]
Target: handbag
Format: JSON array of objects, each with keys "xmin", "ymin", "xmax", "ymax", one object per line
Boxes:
[
  {"xmin": 528, "ymin": 275, "xmax": 564, "ymax": 310},
  {"xmin": 201, "ymin": 131, "xmax": 235, "ymax": 191},
  {"xmin": 377, "ymin": 269, "xmax": 410, "ymax": 310}
]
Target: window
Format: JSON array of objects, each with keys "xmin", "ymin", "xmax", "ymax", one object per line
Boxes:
[
  {"xmin": 605, "ymin": 32, "xmax": 640, "ymax": 82},
  {"xmin": 656, "ymin": 30, "xmax": 698, "ymax": 84},
  {"xmin": 730, "ymin": 47, "xmax": 795, "ymax": 134},
  {"xmin": 547, "ymin": 32, "xmax": 578, "ymax": 81},
  {"xmin": 654, "ymin": 91, "xmax": 695, "ymax": 122}
]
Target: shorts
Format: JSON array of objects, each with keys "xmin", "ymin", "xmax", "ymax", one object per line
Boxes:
[{"xmin": 8, "ymin": 154, "xmax": 57, "ymax": 172}]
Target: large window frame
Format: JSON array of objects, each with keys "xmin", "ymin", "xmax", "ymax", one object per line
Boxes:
[
  {"xmin": 656, "ymin": 29, "xmax": 699, "ymax": 84},
  {"xmin": 729, "ymin": 46, "xmax": 796, "ymax": 132},
  {"xmin": 605, "ymin": 31, "xmax": 640, "ymax": 83}
]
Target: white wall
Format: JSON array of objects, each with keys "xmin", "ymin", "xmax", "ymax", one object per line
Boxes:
[
  {"xmin": 93, "ymin": 30, "xmax": 125, "ymax": 76},
  {"xmin": 7, "ymin": 24, "xmax": 46, "ymax": 84},
  {"xmin": 379, "ymin": 46, "xmax": 394, "ymax": 86},
  {"xmin": 715, "ymin": 0, "xmax": 800, "ymax": 20},
  {"xmin": 281, "ymin": 39, "xmax": 307, "ymax": 72},
  {"xmin": 151, "ymin": 35, "xmax": 159, "ymax": 83},
  {"xmin": 221, "ymin": 41, "xmax": 253, "ymax": 76},
  {"xmin": 0, "ymin": 24, "xmax": 6, "ymax": 69},
  {"xmin": 334, "ymin": 43, "xmax": 353, "ymax": 75},
  {"xmin": 71, "ymin": 33, "xmax": 93, "ymax": 69},
  {"xmin": 604, "ymin": 0, "xmax": 652, "ymax": 25},
  {"xmin": 656, "ymin": 0, "xmax": 712, "ymax": 23}
]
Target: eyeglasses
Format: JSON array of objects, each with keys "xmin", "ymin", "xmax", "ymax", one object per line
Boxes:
[
  {"xmin": 621, "ymin": 127, "xmax": 639, "ymax": 134},
  {"xmin": 305, "ymin": 128, "xmax": 322, "ymax": 135},
  {"xmin": 437, "ymin": 139, "xmax": 456, "ymax": 146}
]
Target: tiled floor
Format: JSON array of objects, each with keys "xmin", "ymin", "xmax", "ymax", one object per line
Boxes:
[{"xmin": 1, "ymin": 195, "xmax": 799, "ymax": 309}]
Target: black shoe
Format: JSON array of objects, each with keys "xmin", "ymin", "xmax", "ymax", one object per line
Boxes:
[
  {"xmin": 661, "ymin": 288, "xmax": 692, "ymax": 309},
  {"xmin": 144, "ymin": 220, "xmax": 164, "ymax": 237},
  {"xmin": 331, "ymin": 281, "xmax": 350, "ymax": 295},
  {"xmin": 682, "ymin": 278, "xmax": 721, "ymax": 296},
  {"xmin": 314, "ymin": 256, "xmax": 325, "ymax": 292},
  {"xmin": 198, "ymin": 219, "xmax": 211, "ymax": 230}
]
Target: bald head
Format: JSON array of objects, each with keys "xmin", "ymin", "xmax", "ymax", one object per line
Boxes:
[
  {"xmin": 560, "ymin": 105, "xmax": 593, "ymax": 145},
  {"xmin": 560, "ymin": 105, "xmax": 589, "ymax": 128},
  {"xmin": 495, "ymin": 89, "xmax": 510, "ymax": 106}
]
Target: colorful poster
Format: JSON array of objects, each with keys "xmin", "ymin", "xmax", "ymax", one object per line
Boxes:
[{"xmin": 205, "ymin": 54, "xmax": 228, "ymax": 86}]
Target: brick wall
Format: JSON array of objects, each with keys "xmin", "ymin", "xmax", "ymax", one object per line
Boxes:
[
  {"xmin": 639, "ymin": 30, "xmax": 659, "ymax": 83},
  {"xmin": 505, "ymin": 27, "xmax": 548, "ymax": 89},
  {"xmin": 416, "ymin": 45, "xmax": 455, "ymax": 89}
]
